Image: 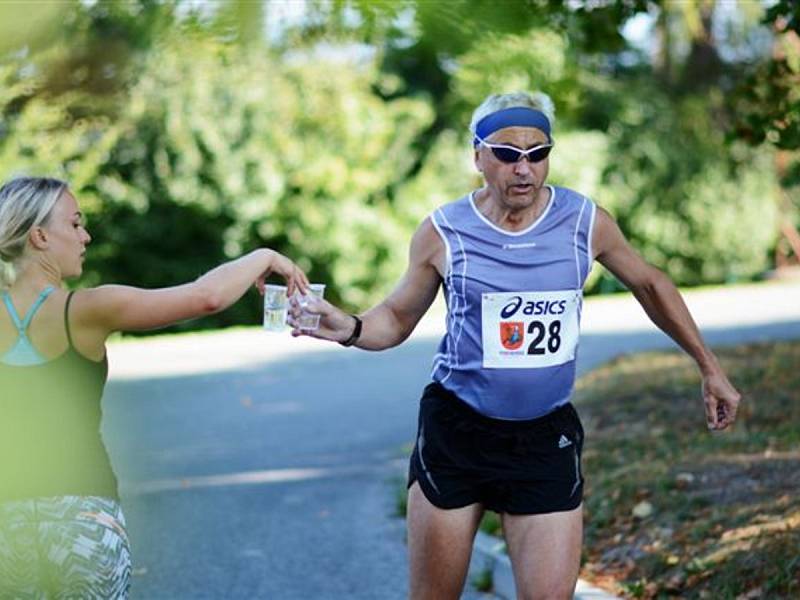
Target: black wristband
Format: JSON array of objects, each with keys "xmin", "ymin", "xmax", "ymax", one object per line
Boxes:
[{"xmin": 339, "ymin": 314, "xmax": 362, "ymax": 347}]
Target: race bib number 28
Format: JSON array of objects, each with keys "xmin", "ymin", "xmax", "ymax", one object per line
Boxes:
[{"xmin": 481, "ymin": 289, "xmax": 582, "ymax": 369}]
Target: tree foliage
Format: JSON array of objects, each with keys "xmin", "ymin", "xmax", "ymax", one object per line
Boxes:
[
  {"xmin": 604, "ymin": 87, "xmax": 778, "ymax": 286},
  {"xmin": 730, "ymin": 0, "xmax": 800, "ymax": 154},
  {"xmin": 2, "ymin": 29, "xmax": 434, "ymax": 327},
  {"xmin": 0, "ymin": 0, "xmax": 794, "ymax": 331}
]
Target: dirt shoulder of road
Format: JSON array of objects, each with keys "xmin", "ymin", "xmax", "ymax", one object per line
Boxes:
[{"xmin": 574, "ymin": 340, "xmax": 800, "ymax": 599}]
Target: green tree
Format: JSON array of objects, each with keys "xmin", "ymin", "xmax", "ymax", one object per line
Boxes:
[
  {"xmin": 603, "ymin": 86, "xmax": 778, "ymax": 286},
  {"xmin": 728, "ymin": 0, "xmax": 800, "ymax": 269},
  {"xmin": 1, "ymin": 0, "xmax": 794, "ymax": 335},
  {"xmin": 1, "ymin": 29, "xmax": 435, "ymax": 327}
]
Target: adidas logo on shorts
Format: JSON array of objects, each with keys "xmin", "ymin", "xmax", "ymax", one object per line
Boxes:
[{"xmin": 558, "ymin": 434, "xmax": 572, "ymax": 449}]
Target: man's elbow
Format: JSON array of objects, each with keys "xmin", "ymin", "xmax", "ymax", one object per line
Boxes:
[{"xmin": 629, "ymin": 265, "xmax": 671, "ymax": 297}]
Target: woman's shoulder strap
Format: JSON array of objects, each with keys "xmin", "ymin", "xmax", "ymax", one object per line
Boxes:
[{"xmin": 64, "ymin": 291, "xmax": 76, "ymax": 349}]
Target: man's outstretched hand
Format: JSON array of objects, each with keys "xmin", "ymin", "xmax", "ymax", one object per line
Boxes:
[{"xmin": 287, "ymin": 295, "xmax": 357, "ymax": 344}]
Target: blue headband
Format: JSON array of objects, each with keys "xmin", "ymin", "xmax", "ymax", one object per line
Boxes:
[{"xmin": 473, "ymin": 107, "xmax": 552, "ymax": 146}]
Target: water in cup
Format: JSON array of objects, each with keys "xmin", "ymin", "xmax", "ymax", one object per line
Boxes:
[
  {"xmin": 263, "ymin": 284, "xmax": 288, "ymax": 332},
  {"xmin": 296, "ymin": 283, "xmax": 325, "ymax": 331}
]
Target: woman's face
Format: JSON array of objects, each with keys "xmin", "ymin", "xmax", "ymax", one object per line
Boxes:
[{"xmin": 40, "ymin": 190, "xmax": 91, "ymax": 279}]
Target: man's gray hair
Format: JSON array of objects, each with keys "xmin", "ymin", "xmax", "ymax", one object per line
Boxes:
[
  {"xmin": 0, "ymin": 176, "xmax": 68, "ymax": 288},
  {"xmin": 469, "ymin": 91, "xmax": 556, "ymax": 135}
]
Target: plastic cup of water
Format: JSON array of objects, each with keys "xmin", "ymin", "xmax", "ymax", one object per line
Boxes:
[
  {"xmin": 296, "ymin": 284, "xmax": 325, "ymax": 331},
  {"xmin": 263, "ymin": 284, "xmax": 288, "ymax": 332}
]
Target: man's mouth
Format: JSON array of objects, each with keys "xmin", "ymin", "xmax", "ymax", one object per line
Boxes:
[{"xmin": 509, "ymin": 183, "xmax": 534, "ymax": 193}]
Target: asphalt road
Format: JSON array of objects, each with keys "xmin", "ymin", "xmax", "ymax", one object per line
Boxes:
[
  {"xmin": 105, "ymin": 341, "xmax": 440, "ymax": 599},
  {"xmin": 101, "ymin": 280, "xmax": 800, "ymax": 599}
]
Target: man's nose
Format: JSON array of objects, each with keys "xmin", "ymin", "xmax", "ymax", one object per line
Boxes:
[{"xmin": 513, "ymin": 158, "xmax": 535, "ymax": 175}]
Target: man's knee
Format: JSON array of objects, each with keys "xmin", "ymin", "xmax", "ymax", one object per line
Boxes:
[
  {"xmin": 514, "ymin": 559, "xmax": 578, "ymax": 600},
  {"xmin": 517, "ymin": 578, "xmax": 576, "ymax": 600}
]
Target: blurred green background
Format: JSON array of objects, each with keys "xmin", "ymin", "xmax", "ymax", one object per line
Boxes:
[{"xmin": 1, "ymin": 0, "xmax": 798, "ymax": 332}]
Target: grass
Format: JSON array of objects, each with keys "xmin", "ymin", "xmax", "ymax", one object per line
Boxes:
[
  {"xmin": 393, "ymin": 475, "xmax": 409, "ymax": 518},
  {"xmin": 576, "ymin": 340, "xmax": 800, "ymax": 599},
  {"xmin": 106, "ymin": 324, "xmax": 257, "ymax": 344},
  {"xmin": 479, "ymin": 511, "xmax": 502, "ymax": 537},
  {"xmin": 471, "ymin": 567, "xmax": 494, "ymax": 593}
]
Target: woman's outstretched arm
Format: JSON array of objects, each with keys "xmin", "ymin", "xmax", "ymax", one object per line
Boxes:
[{"xmin": 74, "ymin": 248, "xmax": 308, "ymax": 337}]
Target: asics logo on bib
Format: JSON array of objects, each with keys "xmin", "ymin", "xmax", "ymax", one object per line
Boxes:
[{"xmin": 500, "ymin": 296, "xmax": 567, "ymax": 319}]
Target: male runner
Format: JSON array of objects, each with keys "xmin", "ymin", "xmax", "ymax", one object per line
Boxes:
[{"xmin": 290, "ymin": 91, "xmax": 741, "ymax": 600}]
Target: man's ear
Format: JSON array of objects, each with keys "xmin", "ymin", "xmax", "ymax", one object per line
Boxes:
[
  {"xmin": 474, "ymin": 149, "xmax": 483, "ymax": 173},
  {"xmin": 29, "ymin": 226, "xmax": 48, "ymax": 251}
]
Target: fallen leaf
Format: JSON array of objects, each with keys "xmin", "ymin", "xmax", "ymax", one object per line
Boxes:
[{"xmin": 633, "ymin": 500, "xmax": 654, "ymax": 519}]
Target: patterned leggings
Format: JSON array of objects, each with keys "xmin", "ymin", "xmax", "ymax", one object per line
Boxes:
[{"xmin": 0, "ymin": 496, "xmax": 131, "ymax": 599}]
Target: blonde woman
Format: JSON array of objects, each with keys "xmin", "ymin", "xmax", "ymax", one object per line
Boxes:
[{"xmin": 0, "ymin": 176, "xmax": 308, "ymax": 598}]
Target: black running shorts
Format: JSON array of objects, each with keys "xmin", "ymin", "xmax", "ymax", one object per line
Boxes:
[{"xmin": 408, "ymin": 382, "xmax": 584, "ymax": 514}]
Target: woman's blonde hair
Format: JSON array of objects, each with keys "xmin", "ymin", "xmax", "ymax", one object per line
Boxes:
[{"xmin": 0, "ymin": 176, "xmax": 68, "ymax": 288}]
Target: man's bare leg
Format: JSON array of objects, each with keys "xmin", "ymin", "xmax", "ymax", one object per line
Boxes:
[
  {"xmin": 502, "ymin": 504, "xmax": 583, "ymax": 600},
  {"xmin": 407, "ymin": 482, "xmax": 484, "ymax": 600}
]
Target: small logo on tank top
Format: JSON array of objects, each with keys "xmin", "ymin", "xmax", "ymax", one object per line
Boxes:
[
  {"xmin": 558, "ymin": 434, "xmax": 573, "ymax": 449},
  {"xmin": 500, "ymin": 322, "xmax": 524, "ymax": 350},
  {"xmin": 502, "ymin": 242, "xmax": 537, "ymax": 250}
]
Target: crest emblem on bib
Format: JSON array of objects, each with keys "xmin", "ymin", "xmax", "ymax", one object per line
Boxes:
[{"xmin": 500, "ymin": 322, "xmax": 524, "ymax": 350}]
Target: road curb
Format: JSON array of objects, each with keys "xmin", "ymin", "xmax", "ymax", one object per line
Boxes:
[{"xmin": 472, "ymin": 531, "xmax": 621, "ymax": 600}]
